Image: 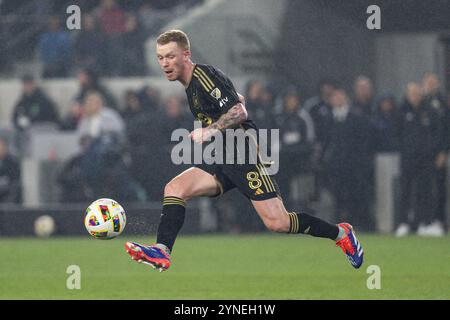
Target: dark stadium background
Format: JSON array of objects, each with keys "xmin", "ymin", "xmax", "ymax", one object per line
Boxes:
[{"xmin": 0, "ymin": 0, "xmax": 448, "ymax": 238}]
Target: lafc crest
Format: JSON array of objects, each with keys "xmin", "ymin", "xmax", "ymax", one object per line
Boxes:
[{"xmin": 210, "ymin": 88, "xmax": 221, "ymax": 100}]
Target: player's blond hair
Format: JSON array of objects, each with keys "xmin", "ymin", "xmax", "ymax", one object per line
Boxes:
[{"xmin": 156, "ymin": 30, "xmax": 190, "ymax": 51}]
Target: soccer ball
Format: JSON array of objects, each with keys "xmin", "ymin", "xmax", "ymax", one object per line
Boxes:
[
  {"xmin": 34, "ymin": 215, "xmax": 56, "ymax": 237},
  {"xmin": 84, "ymin": 198, "xmax": 126, "ymax": 239}
]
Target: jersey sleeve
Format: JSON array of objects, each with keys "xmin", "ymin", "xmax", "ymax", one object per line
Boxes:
[{"xmin": 193, "ymin": 65, "xmax": 240, "ymax": 113}]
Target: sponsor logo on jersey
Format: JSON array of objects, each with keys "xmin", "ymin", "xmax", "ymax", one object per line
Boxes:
[{"xmin": 219, "ymin": 97, "xmax": 229, "ymax": 108}]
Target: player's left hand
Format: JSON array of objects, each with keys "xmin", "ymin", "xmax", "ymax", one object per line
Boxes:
[{"xmin": 189, "ymin": 127, "xmax": 219, "ymax": 144}]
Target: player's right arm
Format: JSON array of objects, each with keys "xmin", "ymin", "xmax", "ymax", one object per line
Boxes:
[
  {"xmin": 208, "ymin": 101, "xmax": 248, "ymax": 131},
  {"xmin": 190, "ymin": 100, "xmax": 248, "ymax": 144},
  {"xmin": 190, "ymin": 65, "xmax": 248, "ymax": 143}
]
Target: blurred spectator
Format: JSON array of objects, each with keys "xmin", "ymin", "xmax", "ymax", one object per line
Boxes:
[
  {"xmin": 122, "ymin": 90, "xmax": 146, "ymax": 122},
  {"xmin": 421, "ymin": 73, "xmax": 448, "ymax": 235},
  {"xmin": 57, "ymin": 136, "xmax": 94, "ymax": 203},
  {"xmin": 274, "ymin": 88, "xmax": 313, "ymax": 209},
  {"xmin": 322, "ymin": 89, "xmax": 374, "ymax": 231},
  {"xmin": 423, "ymin": 73, "xmax": 447, "ymax": 112},
  {"xmin": 160, "ymin": 96, "xmax": 191, "ymax": 174},
  {"xmin": 73, "ymin": 68, "xmax": 117, "ymax": 108},
  {"xmin": 371, "ymin": 93, "xmax": 401, "ymax": 152},
  {"xmin": 95, "ymin": 0, "xmax": 126, "ymax": 35},
  {"xmin": 61, "ymin": 68, "xmax": 117, "ymax": 130},
  {"xmin": 37, "ymin": 16, "xmax": 72, "ymax": 78},
  {"xmin": 112, "ymin": 84, "xmax": 161, "ymax": 197},
  {"xmin": 306, "ymin": 79, "xmax": 337, "ymax": 146},
  {"xmin": 0, "ymin": 137, "xmax": 21, "ymax": 203},
  {"xmin": 396, "ymin": 83, "xmax": 444, "ymax": 237},
  {"xmin": 137, "ymin": 2, "xmax": 172, "ymax": 35},
  {"xmin": 121, "ymin": 89, "xmax": 157, "ymax": 198},
  {"xmin": 73, "ymin": 13, "xmax": 107, "ymax": 74},
  {"xmin": 352, "ymin": 76, "xmax": 375, "ymax": 116},
  {"xmin": 124, "ymin": 95, "xmax": 189, "ymax": 200},
  {"xmin": 12, "ymin": 75, "xmax": 60, "ymax": 131},
  {"xmin": 161, "ymin": 96, "xmax": 192, "ymax": 137},
  {"xmin": 305, "ymin": 79, "xmax": 337, "ymax": 201},
  {"xmin": 94, "ymin": 0, "xmax": 127, "ymax": 76},
  {"xmin": 76, "ymin": 91, "xmax": 142, "ymax": 202},
  {"xmin": 120, "ymin": 14, "xmax": 147, "ymax": 76},
  {"xmin": 245, "ymin": 80, "xmax": 275, "ymax": 130},
  {"xmin": 138, "ymin": 85, "xmax": 161, "ymax": 110},
  {"xmin": 77, "ymin": 90, "xmax": 124, "ymax": 140}
]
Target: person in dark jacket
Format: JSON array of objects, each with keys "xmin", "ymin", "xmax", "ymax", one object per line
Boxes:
[
  {"xmin": 73, "ymin": 68, "xmax": 117, "ymax": 109},
  {"xmin": 57, "ymin": 136, "xmax": 94, "ymax": 203},
  {"xmin": 12, "ymin": 75, "xmax": 60, "ymax": 130},
  {"xmin": 0, "ymin": 137, "xmax": 21, "ymax": 203},
  {"xmin": 371, "ymin": 93, "xmax": 401, "ymax": 153},
  {"xmin": 245, "ymin": 80, "xmax": 275, "ymax": 131},
  {"xmin": 275, "ymin": 89, "xmax": 313, "ymax": 209},
  {"xmin": 352, "ymin": 76, "xmax": 375, "ymax": 116},
  {"xmin": 306, "ymin": 79, "xmax": 337, "ymax": 146},
  {"xmin": 322, "ymin": 89, "xmax": 374, "ymax": 231},
  {"xmin": 395, "ymin": 82, "xmax": 445, "ymax": 237},
  {"xmin": 421, "ymin": 73, "xmax": 448, "ymax": 235},
  {"xmin": 305, "ymin": 79, "xmax": 338, "ymax": 201},
  {"xmin": 73, "ymin": 13, "xmax": 107, "ymax": 74},
  {"xmin": 122, "ymin": 89, "xmax": 161, "ymax": 200},
  {"xmin": 120, "ymin": 14, "xmax": 147, "ymax": 76}
]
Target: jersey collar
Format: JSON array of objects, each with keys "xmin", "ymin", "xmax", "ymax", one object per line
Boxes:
[{"xmin": 184, "ymin": 63, "xmax": 197, "ymax": 89}]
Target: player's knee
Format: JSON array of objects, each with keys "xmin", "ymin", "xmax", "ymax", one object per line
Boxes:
[{"xmin": 164, "ymin": 179, "xmax": 188, "ymax": 200}]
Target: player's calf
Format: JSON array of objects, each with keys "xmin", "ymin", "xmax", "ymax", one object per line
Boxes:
[
  {"xmin": 156, "ymin": 195, "xmax": 187, "ymax": 253},
  {"xmin": 286, "ymin": 211, "xmax": 339, "ymax": 240},
  {"xmin": 262, "ymin": 216, "xmax": 290, "ymax": 233},
  {"xmin": 253, "ymin": 198, "xmax": 339, "ymax": 239}
]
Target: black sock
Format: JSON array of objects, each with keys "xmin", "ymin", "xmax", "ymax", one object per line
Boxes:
[
  {"xmin": 287, "ymin": 212, "xmax": 339, "ymax": 240},
  {"xmin": 156, "ymin": 196, "xmax": 186, "ymax": 252}
]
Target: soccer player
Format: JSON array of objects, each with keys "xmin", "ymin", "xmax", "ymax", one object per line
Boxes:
[{"xmin": 125, "ymin": 30, "xmax": 364, "ymax": 271}]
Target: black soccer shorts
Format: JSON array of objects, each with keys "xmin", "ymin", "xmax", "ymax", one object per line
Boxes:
[{"xmin": 194, "ymin": 161, "xmax": 282, "ymax": 201}]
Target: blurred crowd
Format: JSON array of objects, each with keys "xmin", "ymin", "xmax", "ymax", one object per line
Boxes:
[
  {"xmin": 1, "ymin": 69, "xmax": 449, "ymax": 236},
  {"xmin": 0, "ymin": 0, "xmax": 203, "ymax": 77}
]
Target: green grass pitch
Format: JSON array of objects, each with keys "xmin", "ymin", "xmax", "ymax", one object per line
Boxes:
[{"xmin": 0, "ymin": 234, "xmax": 449, "ymax": 299}]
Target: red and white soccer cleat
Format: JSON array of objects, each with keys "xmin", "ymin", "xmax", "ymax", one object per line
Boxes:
[{"xmin": 336, "ymin": 223, "xmax": 364, "ymax": 269}]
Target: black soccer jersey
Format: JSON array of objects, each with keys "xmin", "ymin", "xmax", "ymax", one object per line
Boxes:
[
  {"xmin": 185, "ymin": 64, "xmax": 257, "ymax": 131},
  {"xmin": 186, "ymin": 64, "xmax": 281, "ymax": 201}
]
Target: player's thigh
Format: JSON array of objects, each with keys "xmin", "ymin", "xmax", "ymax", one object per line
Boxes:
[
  {"xmin": 251, "ymin": 197, "xmax": 290, "ymax": 232},
  {"xmin": 164, "ymin": 167, "xmax": 220, "ymax": 200}
]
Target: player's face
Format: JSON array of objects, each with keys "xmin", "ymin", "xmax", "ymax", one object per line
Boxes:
[{"xmin": 156, "ymin": 42, "xmax": 189, "ymax": 82}]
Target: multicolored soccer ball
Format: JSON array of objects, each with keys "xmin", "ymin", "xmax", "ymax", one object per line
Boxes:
[{"xmin": 84, "ymin": 198, "xmax": 126, "ymax": 239}]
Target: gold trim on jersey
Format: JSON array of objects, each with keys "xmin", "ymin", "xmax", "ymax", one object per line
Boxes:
[
  {"xmin": 193, "ymin": 67, "xmax": 215, "ymax": 92},
  {"xmin": 256, "ymin": 163, "xmax": 275, "ymax": 193},
  {"xmin": 193, "ymin": 72, "xmax": 211, "ymax": 91},
  {"xmin": 263, "ymin": 164, "xmax": 276, "ymax": 192},
  {"xmin": 196, "ymin": 67, "xmax": 215, "ymax": 88}
]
